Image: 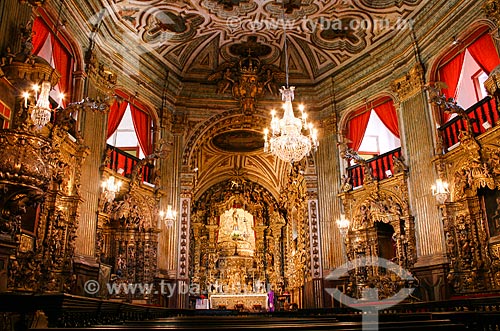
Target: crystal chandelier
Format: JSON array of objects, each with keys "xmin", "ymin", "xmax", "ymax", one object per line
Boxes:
[
  {"xmin": 263, "ymin": 10, "xmax": 318, "ymax": 163},
  {"xmin": 23, "ymin": 81, "xmax": 64, "ymax": 129}
]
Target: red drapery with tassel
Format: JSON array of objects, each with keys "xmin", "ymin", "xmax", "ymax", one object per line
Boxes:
[
  {"xmin": 31, "ymin": 18, "xmax": 51, "ymax": 55},
  {"xmin": 467, "ymin": 33, "xmax": 500, "ymax": 75},
  {"xmin": 438, "ymin": 52, "xmax": 465, "ymax": 123},
  {"xmin": 106, "ymin": 99, "xmax": 128, "ymax": 139},
  {"xmin": 347, "ymin": 110, "xmax": 372, "ymax": 151},
  {"xmin": 374, "ymin": 101, "xmax": 400, "ymax": 138},
  {"xmin": 32, "ymin": 17, "xmax": 73, "ymax": 101},
  {"xmin": 130, "ymin": 104, "xmax": 153, "ymax": 156},
  {"xmin": 50, "ymin": 35, "xmax": 71, "ymax": 102}
]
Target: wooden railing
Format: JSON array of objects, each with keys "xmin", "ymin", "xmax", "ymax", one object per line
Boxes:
[
  {"xmin": 438, "ymin": 96, "xmax": 499, "ymax": 150},
  {"xmin": 106, "ymin": 144, "xmax": 154, "ymax": 184},
  {"xmin": 347, "ymin": 148, "xmax": 402, "ymax": 188}
]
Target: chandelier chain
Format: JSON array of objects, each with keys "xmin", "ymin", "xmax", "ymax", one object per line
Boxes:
[{"xmin": 262, "ymin": 1, "xmax": 319, "ymax": 163}]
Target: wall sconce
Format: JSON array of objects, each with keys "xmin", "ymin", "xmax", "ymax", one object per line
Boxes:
[
  {"xmin": 101, "ymin": 176, "xmax": 122, "ymax": 202},
  {"xmin": 22, "ymin": 81, "xmax": 64, "ymax": 129},
  {"xmin": 160, "ymin": 205, "xmax": 176, "ymax": 227},
  {"xmin": 432, "ymin": 179, "xmax": 449, "ymax": 204},
  {"xmin": 336, "ymin": 214, "xmax": 350, "ymax": 236}
]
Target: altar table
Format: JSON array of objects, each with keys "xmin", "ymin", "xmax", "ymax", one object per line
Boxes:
[{"xmin": 209, "ymin": 293, "xmax": 268, "ymax": 310}]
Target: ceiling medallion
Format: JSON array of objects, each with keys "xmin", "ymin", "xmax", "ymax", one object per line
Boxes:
[{"xmin": 212, "ymin": 130, "xmax": 264, "ymax": 153}]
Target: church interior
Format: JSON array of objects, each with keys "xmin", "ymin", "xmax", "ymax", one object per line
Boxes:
[{"xmin": 2, "ymin": 0, "xmax": 500, "ymax": 329}]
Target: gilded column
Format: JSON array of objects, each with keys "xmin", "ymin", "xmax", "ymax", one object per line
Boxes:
[
  {"xmin": 316, "ymin": 113, "xmax": 344, "ymax": 271},
  {"xmin": 391, "ymin": 64, "xmax": 447, "ymax": 266},
  {"xmin": 191, "ymin": 221, "xmax": 203, "ymax": 284},
  {"xmin": 74, "ymin": 57, "xmax": 114, "ymax": 260},
  {"xmin": 177, "ymin": 194, "xmax": 191, "ymax": 308},
  {"xmin": 156, "ymin": 129, "xmax": 176, "ymax": 277},
  {"xmin": 158, "ymin": 112, "xmax": 184, "ymax": 278},
  {"xmin": 254, "ymin": 225, "xmax": 267, "ymax": 282}
]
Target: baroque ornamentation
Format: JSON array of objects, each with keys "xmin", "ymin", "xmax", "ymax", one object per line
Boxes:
[
  {"xmin": 105, "ymin": 0, "xmax": 422, "ymax": 81},
  {"xmin": 391, "ymin": 64, "xmax": 425, "ymax": 102},
  {"xmin": 450, "ymin": 131, "xmax": 496, "ymax": 200},
  {"xmin": 482, "ymin": 0, "xmax": 500, "ymax": 27},
  {"xmin": 208, "ymin": 50, "xmax": 284, "ymax": 115},
  {"xmin": 337, "ymin": 135, "xmax": 375, "ymax": 184},
  {"xmin": 443, "ymin": 200, "xmax": 490, "ymax": 294},
  {"xmin": 338, "ymin": 168, "xmax": 416, "ymax": 297}
]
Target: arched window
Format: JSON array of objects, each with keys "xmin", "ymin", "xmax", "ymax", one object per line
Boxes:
[
  {"xmin": 106, "ymin": 91, "xmax": 153, "ymax": 158},
  {"xmin": 346, "ymin": 97, "xmax": 400, "ymax": 158},
  {"xmin": 436, "ymin": 28, "xmax": 500, "ymax": 123},
  {"xmin": 32, "ymin": 15, "xmax": 73, "ymax": 106},
  {"xmin": 345, "ymin": 97, "xmax": 402, "ymax": 187}
]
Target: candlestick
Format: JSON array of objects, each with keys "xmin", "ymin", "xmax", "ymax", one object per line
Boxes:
[
  {"xmin": 57, "ymin": 93, "xmax": 64, "ymax": 109},
  {"xmin": 22, "ymin": 92, "xmax": 29, "ymax": 108}
]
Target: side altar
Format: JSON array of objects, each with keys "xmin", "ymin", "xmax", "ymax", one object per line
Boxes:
[{"xmin": 209, "ymin": 293, "xmax": 268, "ymax": 311}]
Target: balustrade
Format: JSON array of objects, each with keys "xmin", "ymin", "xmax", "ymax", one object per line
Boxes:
[
  {"xmin": 347, "ymin": 148, "xmax": 402, "ymax": 188},
  {"xmin": 106, "ymin": 144, "xmax": 155, "ymax": 184},
  {"xmin": 438, "ymin": 96, "xmax": 499, "ymax": 151}
]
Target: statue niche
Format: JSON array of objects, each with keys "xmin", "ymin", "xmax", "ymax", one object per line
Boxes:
[
  {"xmin": 212, "ymin": 206, "xmax": 257, "ymax": 294},
  {"xmin": 218, "ymin": 208, "xmax": 255, "ymax": 257}
]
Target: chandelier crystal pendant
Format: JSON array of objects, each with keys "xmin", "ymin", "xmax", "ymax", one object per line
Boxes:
[
  {"xmin": 263, "ymin": 86, "xmax": 318, "ymax": 163},
  {"xmin": 23, "ymin": 81, "xmax": 64, "ymax": 129},
  {"xmin": 263, "ymin": 8, "xmax": 318, "ymax": 163},
  {"xmin": 30, "ymin": 81, "xmax": 53, "ymax": 128}
]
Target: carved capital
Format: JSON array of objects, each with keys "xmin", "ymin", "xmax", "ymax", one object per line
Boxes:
[
  {"xmin": 391, "ymin": 64, "xmax": 425, "ymax": 102},
  {"xmin": 483, "ymin": 0, "xmax": 500, "ymax": 26},
  {"xmin": 484, "ymin": 65, "xmax": 500, "ymax": 97},
  {"xmin": 172, "ymin": 113, "xmax": 187, "ymax": 135}
]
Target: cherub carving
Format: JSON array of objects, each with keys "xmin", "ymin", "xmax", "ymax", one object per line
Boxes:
[
  {"xmin": 392, "ymin": 154, "xmax": 409, "ymax": 174},
  {"xmin": 259, "ymin": 65, "xmax": 284, "ymax": 96},
  {"xmin": 1, "ymin": 47, "xmax": 16, "ymax": 67},
  {"xmin": 340, "ymin": 174, "xmax": 352, "ymax": 192},
  {"xmin": 208, "ymin": 63, "xmax": 236, "ymax": 94}
]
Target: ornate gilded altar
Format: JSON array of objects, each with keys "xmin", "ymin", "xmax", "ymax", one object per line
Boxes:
[{"xmin": 209, "ymin": 293, "xmax": 268, "ymax": 310}]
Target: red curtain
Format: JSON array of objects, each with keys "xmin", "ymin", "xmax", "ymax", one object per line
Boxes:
[
  {"xmin": 130, "ymin": 104, "xmax": 152, "ymax": 156},
  {"xmin": 50, "ymin": 35, "xmax": 71, "ymax": 100},
  {"xmin": 439, "ymin": 52, "xmax": 465, "ymax": 100},
  {"xmin": 467, "ymin": 33, "xmax": 500, "ymax": 75},
  {"xmin": 106, "ymin": 99, "xmax": 128, "ymax": 139},
  {"xmin": 347, "ymin": 110, "xmax": 372, "ymax": 151},
  {"xmin": 32, "ymin": 18, "xmax": 50, "ymax": 55},
  {"xmin": 439, "ymin": 52, "xmax": 465, "ymax": 122},
  {"xmin": 374, "ymin": 101, "xmax": 400, "ymax": 138}
]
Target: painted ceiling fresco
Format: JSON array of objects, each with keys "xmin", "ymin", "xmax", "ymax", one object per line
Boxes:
[{"xmin": 105, "ymin": 0, "xmax": 423, "ymax": 82}]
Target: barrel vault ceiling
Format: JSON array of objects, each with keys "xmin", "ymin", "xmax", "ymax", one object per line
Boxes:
[{"xmin": 86, "ymin": 0, "xmax": 424, "ymax": 82}]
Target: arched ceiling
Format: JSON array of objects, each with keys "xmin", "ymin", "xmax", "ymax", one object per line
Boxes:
[
  {"xmin": 183, "ymin": 113, "xmax": 288, "ymax": 201},
  {"xmin": 96, "ymin": 0, "xmax": 424, "ymax": 83},
  {"xmin": 72, "ymin": 0, "xmax": 425, "ymax": 198}
]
